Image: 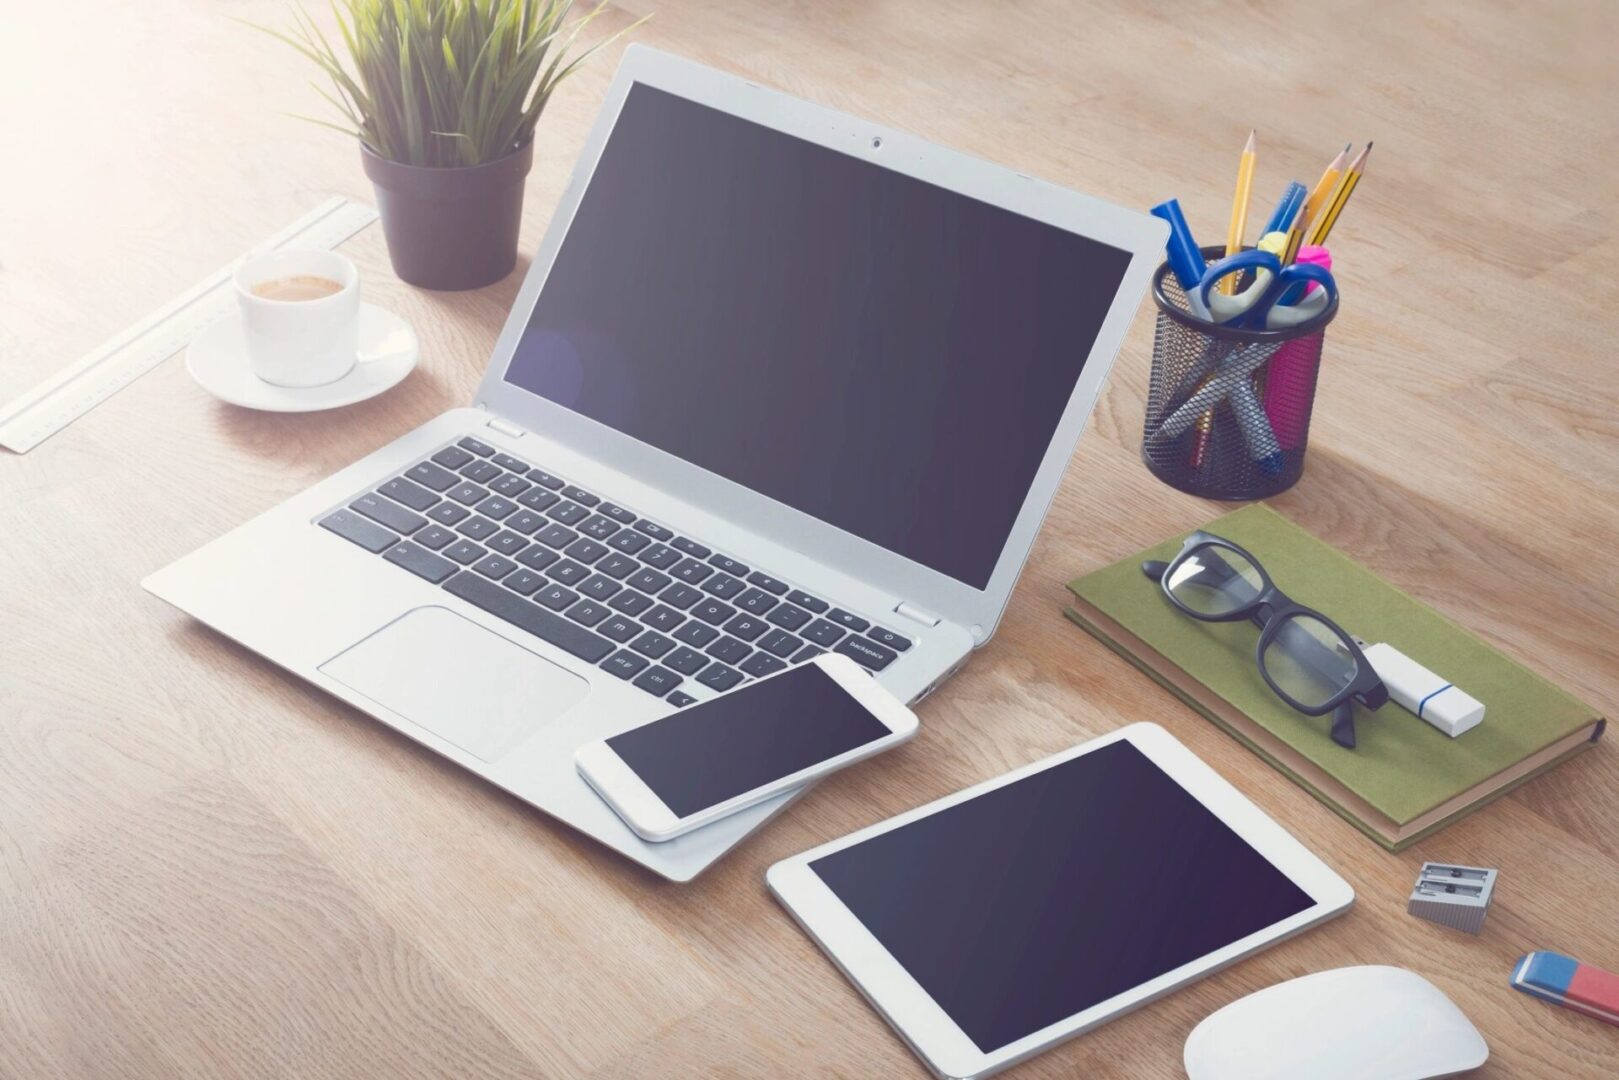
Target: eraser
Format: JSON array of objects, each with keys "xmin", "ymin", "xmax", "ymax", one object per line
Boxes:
[
  {"xmin": 1361, "ymin": 642, "xmax": 1484, "ymax": 737},
  {"xmin": 1510, "ymin": 951, "xmax": 1619, "ymax": 1028}
]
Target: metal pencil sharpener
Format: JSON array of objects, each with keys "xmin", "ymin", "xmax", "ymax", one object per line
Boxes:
[{"xmin": 1407, "ymin": 863, "xmax": 1497, "ymax": 935}]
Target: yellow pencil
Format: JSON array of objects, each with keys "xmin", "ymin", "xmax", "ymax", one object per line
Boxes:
[
  {"xmin": 1280, "ymin": 199, "xmax": 1310, "ymax": 265},
  {"xmin": 1308, "ymin": 142, "xmax": 1372, "ymax": 247},
  {"xmin": 1299, "ymin": 143, "xmax": 1351, "ymax": 238},
  {"xmin": 1220, "ymin": 129, "xmax": 1257, "ymax": 294}
]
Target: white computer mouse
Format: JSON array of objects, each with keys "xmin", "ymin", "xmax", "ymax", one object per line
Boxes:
[{"xmin": 1184, "ymin": 965, "xmax": 1489, "ymax": 1079}]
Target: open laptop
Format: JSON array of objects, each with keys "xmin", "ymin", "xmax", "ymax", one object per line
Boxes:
[{"xmin": 144, "ymin": 46, "xmax": 1166, "ymax": 882}]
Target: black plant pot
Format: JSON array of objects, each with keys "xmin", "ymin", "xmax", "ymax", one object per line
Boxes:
[{"xmin": 361, "ymin": 140, "xmax": 534, "ymax": 291}]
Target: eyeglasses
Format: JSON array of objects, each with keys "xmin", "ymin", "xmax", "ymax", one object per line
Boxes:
[{"xmin": 1142, "ymin": 530, "xmax": 1387, "ymax": 748}]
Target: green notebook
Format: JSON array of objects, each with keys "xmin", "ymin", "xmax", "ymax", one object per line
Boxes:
[{"xmin": 1065, "ymin": 505, "xmax": 1605, "ymax": 851}]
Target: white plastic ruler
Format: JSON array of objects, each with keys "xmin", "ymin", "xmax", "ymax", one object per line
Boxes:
[{"xmin": 0, "ymin": 197, "xmax": 378, "ymax": 453}]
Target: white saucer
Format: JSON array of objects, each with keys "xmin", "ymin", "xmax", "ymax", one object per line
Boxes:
[{"xmin": 187, "ymin": 303, "xmax": 418, "ymax": 412}]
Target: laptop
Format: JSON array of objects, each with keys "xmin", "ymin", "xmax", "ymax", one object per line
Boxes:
[{"xmin": 144, "ymin": 46, "xmax": 1166, "ymax": 882}]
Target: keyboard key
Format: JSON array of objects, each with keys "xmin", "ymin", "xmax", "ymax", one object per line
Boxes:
[
  {"xmin": 431, "ymin": 446, "xmax": 474, "ymax": 470},
  {"xmin": 791, "ymin": 644, "xmax": 825, "ymax": 664},
  {"xmin": 406, "ymin": 461, "xmax": 458, "ymax": 492},
  {"xmin": 664, "ymin": 646, "xmax": 709, "ymax": 675},
  {"xmin": 740, "ymin": 652, "xmax": 786, "ymax": 679},
  {"xmin": 766, "ymin": 602, "xmax": 812, "ymax": 632},
  {"xmin": 734, "ymin": 588, "xmax": 778, "ymax": 615},
  {"xmin": 671, "ymin": 536, "xmax": 710, "ymax": 558},
  {"xmin": 640, "ymin": 543, "xmax": 682, "ymax": 570},
  {"xmin": 457, "ymin": 436, "xmax": 495, "ymax": 457},
  {"xmin": 608, "ymin": 529, "xmax": 651, "ymax": 555},
  {"xmin": 629, "ymin": 631, "xmax": 676, "ymax": 659},
  {"xmin": 447, "ymin": 482, "xmax": 488, "ymax": 506},
  {"xmin": 692, "ymin": 598, "xmax": 736, "ymax": 625},
  {"xmin": 642, "ymin": 605, "xmax": 685, "ymax": 632},
  {"xmin": 674, "ymin": 621, "xmax": 720, "ymax": 648},
  {"xmin": 708, "ymin": 554, "xmax": 749, "ymax": 576},
  {"xmin": 443, "ymin": 540, "xmax": 484, "ymax": 565},
  {"xmin": 428, "ymin": 501, "xmax": 471, "ymax": 526},
  {"xmin": 350, "ymin": 493, "xmax": 426, "ymax": 535},
  {"xmin": 787, "ymin": 590, "xmax": 829, "ymax": 614},
  {"xmin": 564, "ymin": 537, "xmax": 609, "ymax": 564},
  {"xmin": 758, "ymin": 629, "xmax": 802, "ymax": 659},
  {"xmin": 566, "ymin": 600, "xmax": 611, "ymax": 627},
  {"xmin": 492, "ymin": 452, "xmax": 529, "ymax": 473},
  {"xmin": 382, "ymin": 542, "xmax": 456, "ymax": 583},
  {"xmin": 747, "ymin": 571, "xmax": 789, "ymax": 596},
  {"xmin": 475, "ymin": 495, "xmax": 517, "ymax": 520},
  {"xmin": 319, "ymin": 509, "xmax": 397, "ymax": 553},
  {"xmin": 516, "ymin": 545, "xmax": 560, "ymax": 572},
  {"xmin": 518, "ymin": 488, "xmax": 560, "ymax": 513},
  {"xmin": 548, "ymin": 501, "xmax": 590, "ymax": 526},
  {"xmin": 706, "ymin": 636, "xmax": 752, "ymax": 665},
  {"xmin": 578, "ymin": 514, "xmax": 619, "ymax": 541},
  {"xmin": 503, "ymin": 569, "xmax": 546, "ymax": 596},
  {"xmin": 702, "ymin": 573, "xmax": 746, "ymax": 601},
  {"xmin": 547, "ymin": 559, "xmax": 591, "ymax": 587},
  {"xmin": 828, "ymin": 608, "xmax": 871, "ymax": 633},
  {"xmin": 460, "ymin": 459, "xmax": 502, "ymax": 484},
  {"xmin": 597, "ymin": 553, "xmax": 638, "ymax": 580},
  {"xmin": 601, "ymin": 503, "xmax": 637, "ymax": 524},
  {"xmin": 628, "ymin": 568, "xmax": 672, "ymax": 595},
  {"xmin": 491, "ymin": 473, "xmax": 531, "ymax": 497},
  {"xmin": 561, "ymin": 485, "xmax": 599, "ymax": 507},
  {"xmin": 414, "ymin": 525, "xmax": 456, "ymax": 550},
  {"xmin": 867, "ymin": 626, "xmax": 912, "ymax": 652},
  {"xmin": 602, "ymin": 650, "xmax": 649, "ymax": 680},
  {"xmin": 535, "ymin": 523, "xmax": 578, "ymax": 549},
  {"xmin": 598, "ymin": 615, "xmax": 641, "ymax": 643},
  {"xmin": 672, "ymin": 558, "xmax": 713, "ymax": 584},
  {"xmin": 723, "ymin": 614, "xmax": 768, "ymax": 642},
  {"xmin": 578, "ymin": 574, "xmax": 621, "ymax": 601},
  {"xmin": 697, "ymin": 662, "xmax": 743, "ymax": 693},
  {"xmin": 801, "ymin": 618, "xmax": 847, "ymax": 648},
  {"xmin": 457, "ymin": 515, "xmax": 499, "ymax": 542},
  {"xmin": 659, "ymin": 582, "xmax": 704, "ymax": 609},
  {"xmin": 473, "ymin": 554, "xmax": 517, "ymax": 580},
  {"xmin": 506, "ymin": 510, "xmax": 546, "ymax": 536},
  {"xmin": 608, "ymin": 589, "xmax": 655, "ymax": 617},
  {"xmin": 527, "ymin": 468, "xmax": 565, "ymax": 490},
  {"xmin": 632, "ymin": 666, "xmax": 683, "ymax": 698},
  {"xmin": 487, "ymin": 530, "xmax": 529, "ymax": 557},
  {"xmin": 667, "ymin": 690, "xmax": 698, "ymax": 708},
  {"xmin": 634, "ymin": 519, "xmax": 674, "ymax": 541},
  {"xmin": 381, "ymin": 476, "xmax": 439, "ymax": 511},
  {"xmin": 444, "ymin": 572, "xmax": 612, "ymax": 663},
  {"xmin": 534, "ymin": 583, "xmax": 579, "ymax": 611},
  {"xmin": 834, "ymin": 634, "xmax": 898, "ymax": 672}
]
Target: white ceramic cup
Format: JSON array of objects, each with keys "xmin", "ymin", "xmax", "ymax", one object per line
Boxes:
[{"xmin": 234, "ymin": 250, "xmax": 360, "ymax": 387}]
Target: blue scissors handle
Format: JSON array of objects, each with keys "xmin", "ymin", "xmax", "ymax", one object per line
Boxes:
[{"xmin": 1197, "ymin": 250, "xmax": 1280, "ymax": 323}]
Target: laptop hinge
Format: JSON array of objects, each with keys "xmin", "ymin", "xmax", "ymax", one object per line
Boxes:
[
  {"xmin": 894, "ymin": 601, "xmax": 942, "ymax": 629},
  {"xmin": 485, "ymin": 416, "xmax": 527, "ymax": 439}
]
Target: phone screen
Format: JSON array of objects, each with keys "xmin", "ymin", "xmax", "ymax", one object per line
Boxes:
[{"xmin": 606, "ymin": 664, "xmax": 893, "ymax": 817}]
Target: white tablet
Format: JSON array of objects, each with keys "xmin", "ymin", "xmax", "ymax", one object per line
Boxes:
[{"xmin": 767, "ymin": 723, "xmax": 1353, "ymax": 1080}]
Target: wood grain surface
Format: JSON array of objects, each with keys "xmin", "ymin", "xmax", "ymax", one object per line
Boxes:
[{"xmin": 3, "ymin": 2, "xmax": 1616, "ymax": 1076}]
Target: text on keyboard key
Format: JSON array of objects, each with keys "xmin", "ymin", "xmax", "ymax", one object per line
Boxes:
[
  {"xmin": 602, "ymin": 650, "xmax": 649, "ymax": 679},
  {"xmin": 867, "ymin": 626, "xmax": 912, "ymax": 652},
  {"xmin": 350, "ymin": 494, "xmax": 425, "ymax": 536},
  {"xmin": 632, "ymin": 666, "xmax": 683, "ymax": 698},
  {"xmin": 320, "ymin": 509, "xmax": 397, "ymax": 553},
  {"xmin": 697, "ymin": 662, "xmax": 743, "ymax": 693},
  {"xmin": 406, "ymin": 461, "xmax": 458, "ymax": 492},
  {"xmin": 833, "ymin": 634, "xmax": 898, "ymax": 672},
  {"xmin": 740, "ymin": 652, "xmax": 786, "ymax": 679}
]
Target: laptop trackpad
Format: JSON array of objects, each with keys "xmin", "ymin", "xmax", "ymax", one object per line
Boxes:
[{"xmin": 320, "ymin": 606, "xmax": 590, "ymax": 762}]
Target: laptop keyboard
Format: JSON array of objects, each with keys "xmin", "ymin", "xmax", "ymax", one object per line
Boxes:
[{"xmin": 318, "ymin": 436, "xmax": 913, "ymax": 705}]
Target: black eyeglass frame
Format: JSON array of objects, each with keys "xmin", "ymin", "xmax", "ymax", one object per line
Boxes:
[{"xmin": 1142, "ymin": 530, "xmax": 1388, "ymax": 748}]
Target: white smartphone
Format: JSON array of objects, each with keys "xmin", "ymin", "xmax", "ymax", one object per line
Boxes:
[{"xmin": 576, "ymin": 654, "xmax": 919, "ymax": 842}]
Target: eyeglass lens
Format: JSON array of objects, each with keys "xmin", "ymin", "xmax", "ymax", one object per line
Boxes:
[
  {"xmin": 1261, "ymin": 613, "xmax": 1359, "ymax": 709},
  {"xmin": 1164, "ymin": 543, "xmax": 1264, "ymax": 617}
]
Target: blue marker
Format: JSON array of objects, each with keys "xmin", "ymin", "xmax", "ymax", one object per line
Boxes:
[
  {"xmin": 1150, "ymin": 199, "xmax": 1207, "ymax": 293},
  {"xmin": 1260, "ymin": 181, "xmax": 1308, "ymax": 237}
]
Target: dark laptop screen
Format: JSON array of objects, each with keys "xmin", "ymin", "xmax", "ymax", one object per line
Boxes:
[{"xmin": 503, "ymin": 83, "xmax": 1131, "ymax": 589}]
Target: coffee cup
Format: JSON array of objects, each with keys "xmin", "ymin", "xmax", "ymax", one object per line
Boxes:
[{"xmin": 234, "ymin": 250, "xmax": 360, "ymax": 387}]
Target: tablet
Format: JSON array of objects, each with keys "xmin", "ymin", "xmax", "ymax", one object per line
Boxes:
[{"xmin": 767, "ymin": 723, "xmax": 1353, "ymax": 1079}]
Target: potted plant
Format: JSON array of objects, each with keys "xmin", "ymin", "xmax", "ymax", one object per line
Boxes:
[{"xmin": 265, "ymin": 0, "xmax": 646, "ymax": 290}]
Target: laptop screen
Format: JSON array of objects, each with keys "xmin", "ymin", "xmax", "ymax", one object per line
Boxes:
[{"xmin": 503, "ymin": 83, "xmax": 1131, "ymax": 589}]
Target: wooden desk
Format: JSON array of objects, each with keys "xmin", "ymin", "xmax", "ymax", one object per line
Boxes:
[{"xmin": 3, "ymin": 2, "xmax": 1615, "ymax": 1076}]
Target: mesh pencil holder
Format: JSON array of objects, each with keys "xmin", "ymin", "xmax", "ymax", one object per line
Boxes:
[{"xmin": 1141, "ymin": 247, "xmax": 1338, "ymax": 499}]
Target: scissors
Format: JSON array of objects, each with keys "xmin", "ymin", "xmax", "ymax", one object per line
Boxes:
[{"xmin": 1196, "ymin": 246, "xmax": 1337, "ymax": 330}]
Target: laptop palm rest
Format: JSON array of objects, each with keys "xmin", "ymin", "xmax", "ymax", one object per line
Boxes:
[{"xmin": 320, "ymin": 606, "xmax": 590, "ymax": 763}]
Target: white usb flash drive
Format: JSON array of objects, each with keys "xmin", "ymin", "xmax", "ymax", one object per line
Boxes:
[{"xmin": 1359, "ymin": 641, "xmax": 1485, "ymax": 737}]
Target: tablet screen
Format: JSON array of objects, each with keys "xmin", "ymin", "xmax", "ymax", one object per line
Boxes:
[{"xmin": 808, "ymin": 739, "xmax": 1313, "ymax": 1053}]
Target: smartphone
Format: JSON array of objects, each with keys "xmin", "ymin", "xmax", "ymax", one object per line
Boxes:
[{"xmin": 576, "ymin": 654, "xmax": 918, "ymax": 841}]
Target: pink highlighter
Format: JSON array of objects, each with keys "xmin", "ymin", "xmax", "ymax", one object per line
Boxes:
[{"xmin": 1262, "ymin": 245, "xmax": 1331, "ymax": 450}]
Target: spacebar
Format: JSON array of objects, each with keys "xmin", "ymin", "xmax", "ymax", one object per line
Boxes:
[{"xmin": 443, "ymin": 572, "xmax": 614, "ymax": 663}]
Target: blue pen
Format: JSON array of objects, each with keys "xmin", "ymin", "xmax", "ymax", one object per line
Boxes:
[
  {"xmin": 1260, "ymin": 181, "xmax": 1307, "ymax": 237},
  {"xmin": 1150, "ymin": 199, "xmax": 1207, "ymax": 295}
]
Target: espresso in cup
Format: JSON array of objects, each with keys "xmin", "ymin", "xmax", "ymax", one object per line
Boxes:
[
  {"xmin": 234, "ymin": 251, "xmax": 360, "ymax": 387},
  {"xmin": 251, "ymin": 275, "xmax": 344, "ymax": 302}
]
